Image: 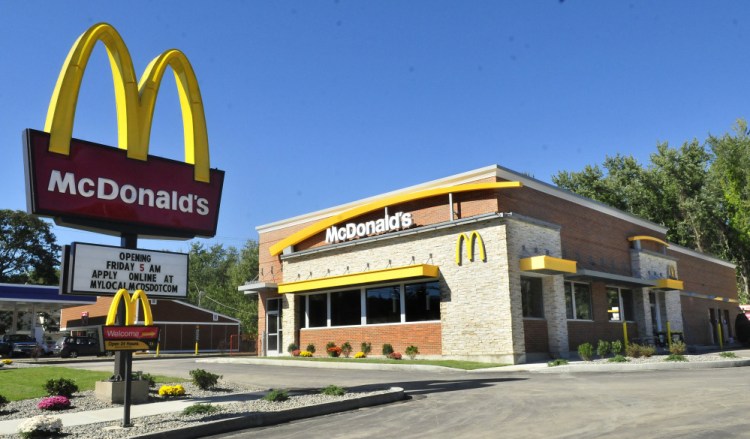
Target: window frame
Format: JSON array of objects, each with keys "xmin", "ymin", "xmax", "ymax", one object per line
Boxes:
[
  {"xmin": 564, "ymin": 281, "xmax": 593, "ymax": 321},
  {"xmin": 299, "ymin": 280, "xmax": 442, "ymax": 329},
  {"xmin": 606, "ymin": 286, "xmax": 635, "ymax": 322},
  {"xmin": 520, "ymin": 276, "xmax": 545, "ymax": 319}
]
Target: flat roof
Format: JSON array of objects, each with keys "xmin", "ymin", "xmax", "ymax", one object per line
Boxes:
[{"xmin": 0, "ymin": 283, "xmax": 96, "ymax": 305}]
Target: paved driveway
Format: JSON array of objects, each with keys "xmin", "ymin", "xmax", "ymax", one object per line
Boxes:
[{"xmin": 66, "ymin": 356, "xmax": 750, "ymax": 438}]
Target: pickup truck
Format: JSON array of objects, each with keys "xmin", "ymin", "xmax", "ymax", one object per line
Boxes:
[{"xmin": 0, "ymin": 334, "xmax": 40, "ymax": 357}]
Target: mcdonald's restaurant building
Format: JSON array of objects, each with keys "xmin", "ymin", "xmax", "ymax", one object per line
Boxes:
[{"xmin": 244, "ymin": 165, "xmax": 739, "ymax": 363}]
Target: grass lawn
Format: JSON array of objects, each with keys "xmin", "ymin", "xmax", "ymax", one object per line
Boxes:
[
  {"xmin": 0, "ymin": 366, "xmax": 182, "ymax": 401},
  {"xmin": 255, "ymin": 356, "xmax": 508, "ymax": 370}
]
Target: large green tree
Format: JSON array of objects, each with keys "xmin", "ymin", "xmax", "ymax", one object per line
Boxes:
[
  {"xmin": 0, "ymin": 210, "xmax": 60, "ymax": 285},
  {"xmin": 187, "ymin": 240, "xmax": 259, "ymax": 335},
  {"xmin": 553, "ymin": 124, "xmax": 749, "ymax": 302}
]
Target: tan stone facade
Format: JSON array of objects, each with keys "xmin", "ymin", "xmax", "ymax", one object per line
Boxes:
[{"xmin": 248, "ymin": 165, "xmax": 739, "ymax": 363}]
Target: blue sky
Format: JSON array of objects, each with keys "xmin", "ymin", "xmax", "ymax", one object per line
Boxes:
[{"xmin": 1, "ymin": 1, "xmax": 749, "ymax": 253}]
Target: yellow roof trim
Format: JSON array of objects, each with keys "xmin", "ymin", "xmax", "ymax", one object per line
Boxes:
[
  {"xmin": 628, "ymin": 235, "xmax": 669, "ymax": 247},
  {"xmin": 278, "ymin": 264, "xmax": 439, "ymax": 294},
  {"xmin": 654, "ymin": 278, "xmax": 684, "ymax": 291},
  {"xmin": 269, "ymin": 181, "xmax": 522, "ymax": 256},
  {"xmin": 519, "ymin": 255, "xmax": 577, "ymax": 275}
]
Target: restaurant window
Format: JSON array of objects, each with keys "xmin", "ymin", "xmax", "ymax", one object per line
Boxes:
[
  {"xmin": 521, "ymin": 276, "xmax": 544, "ymax": 318},
  {"xmin": 331, "ymin": 290, "xmax": 362, "ymax": 326},
  {"xmin": 565, "ymin": 281, "xmax": 592, "ymax": 320},
  {"xmin": 366, "ymin": 286, "xmax": 401, "ymax": 324},
  {"xmin": 606, "ymin": 286, "xmax": 634, "ymax": 321},
  {"xmin": 307, "ymin": 293, "xmax": 327, "ymax": 328},
  {"xmin": 405, "ymin": 281, "xmax": 441, "ymax": 322}
]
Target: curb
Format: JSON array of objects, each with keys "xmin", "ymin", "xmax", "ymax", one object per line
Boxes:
[
  {"xmin": 534, "ymin": 358, "xmax": 750, "ymax": 373},
  {"xmin": 129, "ymin": 387, "xmax": 406, "ymax": 439}
]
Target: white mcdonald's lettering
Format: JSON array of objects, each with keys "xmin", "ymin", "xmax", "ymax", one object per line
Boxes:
[
  {"xmin": 325, "ymin": 212, "xmax": 413, "ymax": 244},
  {"xmin": 455, "ymin": 231, "xmax": 486, "ymax": 265},
  {"xmin": 45, "ymin": 23, "xmax": 211, "ymax": 183},
  {"xmin": 47, "ymin": 170, "xmax": 209, "ymax": 215}
]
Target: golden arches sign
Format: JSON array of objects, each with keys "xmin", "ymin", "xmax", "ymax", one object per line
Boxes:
[
  {"xmin": 455, "ymin": 231, "xmax": 486, "ymax": 265},
  {"xmin": 105, "ymin": 289, "xmax": 154, "ymax": 326},
  {"xmin": 45, "ymin": 23, "xmax": 210, "ymax": 182}
]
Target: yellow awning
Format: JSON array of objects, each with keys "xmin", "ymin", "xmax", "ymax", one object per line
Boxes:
[
  {"xmin": 278, "ymin": 264, "xmax": 440, "ymax": 294},
  {"xmin": 519, "ymin": 255, "xmax": 577, "ymax": 275},
  {"xmin": 654, "ymin": 278, "xmax": 684, "ymax": 291}
]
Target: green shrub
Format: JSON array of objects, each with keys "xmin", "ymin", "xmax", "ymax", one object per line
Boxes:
[
  {"xmin": 596, "ymin": 340, "xmax": 611, "ymax": 358},
  {"xmin": 321, "ymin": 384, "xmax": 347, "ymax": 396},
  {"xmin": 0, "ymin": 394, "xmax": 8, "ymax": 410},
  {"xmin": 263, "ymin": 389, "xmax": 289, "ymax": 402},
  {"xmin": 360, "ymin": 342, "xmax": 372, "ymax": 355},
  {"xmin": 341, "ymin": 342, "xmax": 353, "ymax": 358},
  {"xmin": 382, "ymin": 343, "xmax": 394, "ymax": 357},
  {"xmin": 326, "ymin": 341, "xmax": 336, "ymax": 351},
  {"xmin": 405, "ymin": 345, "xmax": 419, "ymax": 360},
  {"xmin": 669, "ymin": 341, "xmax": 686, "ymax": 355},
  {"xmin": 182, "ymin": 403, "xmax": 220, "ymax": 416},
  {"xmin": 608, "ymin": 355, "xmax": 629, "ymax": 363},
  {"xmin": 665, "ymin": 354, "xmax": 687, "ymax": 362},
  {"xmin": 189, "ymin": 369, "xmax": 222, "ymax": 390},
  {"xmin": 287, "ymin": 343, "xmax": 299, "ymax": 354},
  {"xmin": 641, "ymin": 345, "xmax": 656, "ymax": 358},
  {"xmin": 611, "ymin": 340, "xmax": 623, "ymax": 355},
  {"xmin": 577, "ymin": 342, "xmax": 594, "ymax": 361},
  {"xmin": 720, "ymin": 351, "xmax": 738, "ymax": 358},
  {"xmin": 306, "ymin": 344, "xmax": 316, "ymax": 354},
  {"xmin": 625, "ymin": 343, "xmax": 642, "ymax": 358},
  {"xmin": 44, "ymin": 378, "xmax": 79, "ymax": 397},
  {"xmin": 547, "ymin": 359, "xmax": 569, "ymax": 367},
  {"xmin": 138, "ymin": 372, "xmax": 156, "ymax": 388}
]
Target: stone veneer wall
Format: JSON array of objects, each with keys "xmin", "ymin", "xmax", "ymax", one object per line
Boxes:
[
  {"xmin": 281, "ymin": 217, "xmax": 520, "ymax": 363},
  {"xmin": 504, "ymin": 216, "xmax": 569, "ymax": 359},
  {"xmin": 630, "ymin": 250, "xmax": 677, "ymax": 280}
]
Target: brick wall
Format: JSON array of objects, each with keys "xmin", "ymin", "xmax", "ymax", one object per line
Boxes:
[
  {"xmin": 523, "ymin": 319, "xmax": 549, "ymax": 353},
  {"xmin": 299, "ymin": 322, "xmax": 441, "ymax": 356}
]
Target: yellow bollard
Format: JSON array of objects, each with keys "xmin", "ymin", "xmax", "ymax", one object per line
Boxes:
[
  {"xmin": 155, "ymin": 343, "xmax": 160, "ymax": 357},
  {"xmin": 623, "ymin": 321, "xmax": 628, "ymax": 347},
  {"xmin": 195, "ymin": 342, "xmax": 199, "ymax": 356},
  {"xmin": 667, "ymin": 321, "xmax": 672, "ymax": 349},
  {"xmin": 718, "ymin": 322, "xmax": 724, "ymax": 351}
]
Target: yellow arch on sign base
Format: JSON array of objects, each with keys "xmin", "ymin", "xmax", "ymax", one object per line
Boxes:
[
  {"xmin": 105, "ymin": 289, "xmax": 154, "ymax": 326},
  {"xmin": 44, "ymin": 23, "xmax": 210, "ymax": 183}
]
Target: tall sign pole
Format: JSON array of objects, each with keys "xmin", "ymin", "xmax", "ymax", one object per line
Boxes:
[{"xmin": 118, "ymin": 232, "xmax": 137, "ymax": 427}]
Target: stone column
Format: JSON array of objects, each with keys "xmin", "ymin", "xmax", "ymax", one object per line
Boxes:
[
  {"xmin": 543, "ymin": 275, "xmax": 569, "ymax": 358},
  {"xmin": 664, "ymin": 290, "xmax": 684, "ymax": 332},
  {"xmin": 634, "ymin": 288, "xmax": 652, "ymax": 341}
]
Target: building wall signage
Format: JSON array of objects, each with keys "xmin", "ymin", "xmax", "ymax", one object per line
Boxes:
[
  {"xmin": 24, "ymin": 23, "xmax": 223, "ymax": 239},
  {"xmin": 62, "ymin": 242, "xmax": 188, "ymax": 299},
  {"xmin": 455, "ymin": 231, "xmax": 486, "ymax": 265},
  {"xmin": 325, "ymin": 211, "xmax": 413, "ymax": 244}
]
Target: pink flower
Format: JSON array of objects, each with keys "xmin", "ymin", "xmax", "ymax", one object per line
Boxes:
[{"xmin": 37, "ymin": 396, "xmax": 70, "ymax": 411}]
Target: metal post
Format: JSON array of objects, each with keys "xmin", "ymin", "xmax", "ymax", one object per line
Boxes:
[
  {"xmin": 118, "ymin": 232, "xmax": 136, "ymax": 428},
  {"xmin": 622, "ymin": 321, "xmax": 628, "ymax": 347}
]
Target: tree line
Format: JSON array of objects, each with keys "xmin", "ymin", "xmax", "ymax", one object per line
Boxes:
[{"xmin": 553, "ymin": 120, "xmax": 750, "ymax": 303}]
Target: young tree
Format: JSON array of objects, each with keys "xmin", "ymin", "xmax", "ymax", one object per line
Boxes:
[
  {"xmin": 187, "ymin": 240, "xmax": 259, "ymax": 335},
  {"xmin": 0, "ymin": 210, "xmax": 60, "ymax": 285}
]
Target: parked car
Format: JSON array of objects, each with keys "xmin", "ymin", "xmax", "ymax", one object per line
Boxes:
[
  {"xmin": 0, "ymin": 334, "xmax": 40, "ymax": 357},
  {"xmin": 54, "ymin": 336, "xmax": 105, "ymax": 358}
]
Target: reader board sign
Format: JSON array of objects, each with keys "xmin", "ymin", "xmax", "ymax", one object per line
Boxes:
[
  {"xmin": 63, "ymin": 243, "xmax": 188, "ymax": 299},
  {"xmin": 100, "ymin": 325, "xmax": 160, "ymax": 352}
]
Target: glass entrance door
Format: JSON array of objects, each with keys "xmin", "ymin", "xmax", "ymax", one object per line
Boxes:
[{"xmin": 266, "ymin": 298, "xmax": 282, "ymax": 356}]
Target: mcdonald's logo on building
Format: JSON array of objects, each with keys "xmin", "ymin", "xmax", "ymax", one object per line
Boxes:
[
  {"xmin": 23, "ymin": 23, "xmax": 224, "ymax": 239},
  {"xmin": 455, "ymin": 231, "xmax": 486, "ymax": 265}
]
